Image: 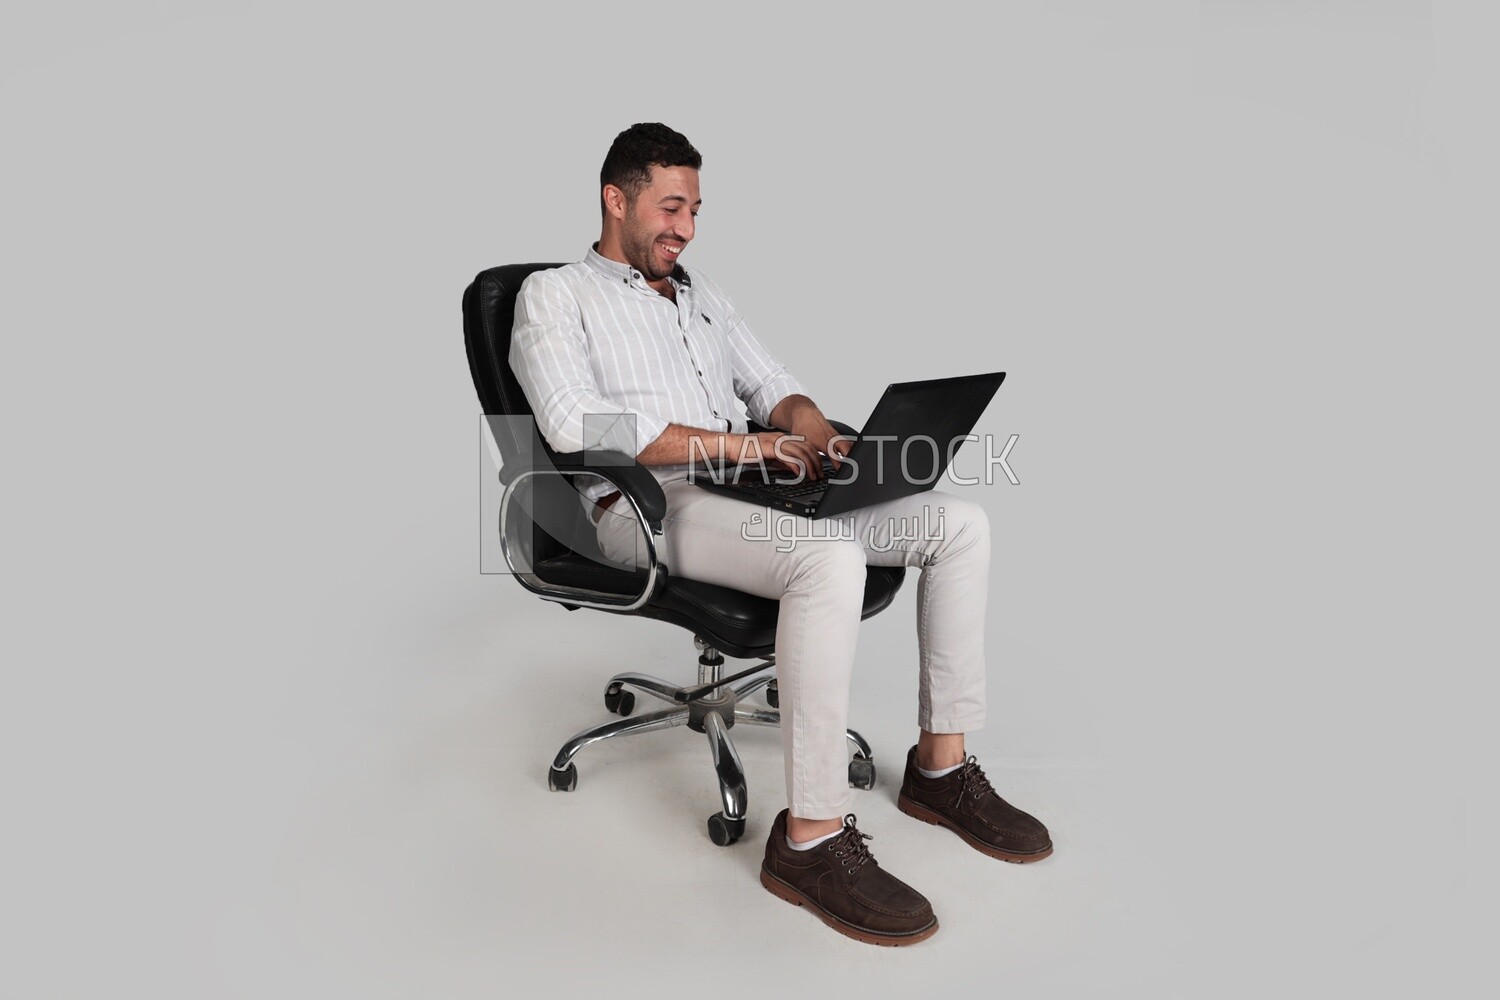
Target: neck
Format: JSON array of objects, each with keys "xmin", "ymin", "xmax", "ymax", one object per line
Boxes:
[
  {"xmin": 596, "ymin": 234, "xmax": 676, "ymax": 298},
  {"xmin": 596, "ymin": 231, "xmax": 626, "ymax": 266}
]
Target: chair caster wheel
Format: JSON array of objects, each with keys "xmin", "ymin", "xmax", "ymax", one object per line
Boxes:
[
  {"xmin": 848, "ymin": 754, "xmax": 876, "ymax": 790},
  {"xmin": 765, "ymin": 679, "xmax": 778, "ymax": 709},
  {"xmin": 707, "ymin": 812, "xmax": 745, "ymax": 846},
  {"xmin": 548, "ymin": 763, "xmax": 578, "ymax": 792},
  {"xmin": 604, "ymin": 683, "xmax": 634, "ymax": 716}
]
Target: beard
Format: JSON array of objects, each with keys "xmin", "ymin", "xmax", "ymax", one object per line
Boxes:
[{"xmin": 619, "ymin": 210, "xmax": 677, "ymax": 282}]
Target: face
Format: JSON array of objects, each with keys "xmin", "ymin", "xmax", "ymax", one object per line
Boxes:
[{"xmin": 614, "ymin": 165, "xmax": 701, "ymax": 281}]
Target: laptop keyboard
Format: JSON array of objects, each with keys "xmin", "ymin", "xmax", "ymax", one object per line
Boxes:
[{"xmin": 752, "ymin": 480, "xmax": 827, "ymax": 499}]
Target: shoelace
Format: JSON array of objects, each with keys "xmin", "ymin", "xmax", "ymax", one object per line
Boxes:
[
  {"xmin": 952, "ymin": 755, "xmax": 996, "ymax": 809},
  {"xmin": 827, "ymin": 814, "xmax": 876, "ymax": 876}
]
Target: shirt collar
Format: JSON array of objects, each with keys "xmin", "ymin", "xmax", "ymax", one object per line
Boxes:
[{"xmin": 586, "ymin": 243, "xmax": 692, "ymax": 290}]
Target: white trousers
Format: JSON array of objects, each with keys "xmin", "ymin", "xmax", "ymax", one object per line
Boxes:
[{"xmin": 595, "ymin": 481, "xmax": 991, "ymax": 818}]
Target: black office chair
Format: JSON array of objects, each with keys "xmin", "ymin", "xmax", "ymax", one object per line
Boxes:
[{"xmin": 463, "ymin": 263, "xmax": 907, "ymax": 845}]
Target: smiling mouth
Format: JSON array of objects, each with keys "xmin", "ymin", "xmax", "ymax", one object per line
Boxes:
[{"xmin": 659, "ymin": 241, "xmax": 684, "ymax": 258}]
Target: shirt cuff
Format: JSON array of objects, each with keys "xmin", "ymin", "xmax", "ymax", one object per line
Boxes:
[
  {"xmin": 743, "ymin": 373, "xmax": 805, "ymax": 428},
  {"xmin": 579, "ymin": 409, "xmax": 670, "ymax": 460}
]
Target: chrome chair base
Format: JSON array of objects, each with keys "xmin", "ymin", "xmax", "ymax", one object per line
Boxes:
[{"xmin": 547, "ymin": 638, "xmax": 876, "ymax": 846}]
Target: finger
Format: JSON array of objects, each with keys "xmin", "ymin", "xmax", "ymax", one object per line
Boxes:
[
  {"xmin": 798, "ymin": 443, "xmax": 824, "ymax": 480},
  {"xmin": 786, "ymin": 443, "xmax": 817, "ymax": 480},
  {"xmin": 828, "ymin": 437, "xmax": 849, "ymax": 467},
  {"xmin": 774, "ymin": 445, "xmax": 809, "ymax": 479}
]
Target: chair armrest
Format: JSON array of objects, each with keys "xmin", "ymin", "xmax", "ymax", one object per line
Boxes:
[
  {"xmin": 547, "ymin": 449, "xmax": 668, "ymax": 528},
  {"xmin": 497, "ymin": 448, "xmax": 668, "ymax": 613},
  {"xmin": 496, "ymin": 440, "xmax": 668, "ymax": 528}
]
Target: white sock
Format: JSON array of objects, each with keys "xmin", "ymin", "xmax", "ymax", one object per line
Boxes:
[
  {"xmin": 787, "ymin": 828, "xmax": 843, "ymax": 851},
  {"xmin": 916, "ymin": 761, "xmax": 963, "ymax": 779}
]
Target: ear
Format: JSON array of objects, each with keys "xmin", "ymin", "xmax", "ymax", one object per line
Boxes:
[{"xmin": 602, "ymin": 184, "xmax": 628, "ymax": 222}]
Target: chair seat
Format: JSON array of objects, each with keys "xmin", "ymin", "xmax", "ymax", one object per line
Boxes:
[{"xmin": 533, "ymin": 554, "xmax": 906, "ymax": 659}]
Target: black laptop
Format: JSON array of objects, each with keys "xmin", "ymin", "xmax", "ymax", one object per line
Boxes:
[{"xmin": 690, "ymin": 372, "xmax": 1005, "ymax": 518}]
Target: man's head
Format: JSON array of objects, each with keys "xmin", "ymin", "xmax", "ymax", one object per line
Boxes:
[{"xmin": 598, "ymin": 123, "xmax": 703, "ymax": 283}]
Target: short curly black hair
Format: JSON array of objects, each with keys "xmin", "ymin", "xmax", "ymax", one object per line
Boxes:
[{"xmin": 600, "ymin": 122, "xmax": 702, "ymax": 216}]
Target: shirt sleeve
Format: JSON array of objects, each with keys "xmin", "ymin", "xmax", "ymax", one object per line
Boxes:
[
  {"xmin": 719, "ymin": 294, "xmax": 805, "ymax": 429},
  {"xmin": 509, "ymin": 271, "xmax": 671, "ymax": 457}
]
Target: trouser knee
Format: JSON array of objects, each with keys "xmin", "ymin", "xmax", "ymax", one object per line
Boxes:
[
  {"xmin": 925, "ymin": 493, "xmax": 989, "ymax": 557},
  {"xmin": 787, "ymin": 539, "xmax": 867, "ymax": 599}
]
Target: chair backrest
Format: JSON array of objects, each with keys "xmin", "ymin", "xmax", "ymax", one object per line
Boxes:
[
  {"xmin": 463, "ymin": 263, "xmax": 564, "ymax": 453},
  {"xmin": 463, "ymin": 263, "xmax": 598, "ymax": 570}
]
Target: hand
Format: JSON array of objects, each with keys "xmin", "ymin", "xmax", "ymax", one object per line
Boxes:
[
  {"xmin": 744, "ymin": 431, "xmax": 827, "ymax": 481},
  {"xmin": 788, "ymin": 409, "xmax": 853, "ymax": 472}
]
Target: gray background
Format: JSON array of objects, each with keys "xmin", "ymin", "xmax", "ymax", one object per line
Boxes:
[{"xmin": 3, "ymin": 1, "xmax": 1494, "ymax": 997}]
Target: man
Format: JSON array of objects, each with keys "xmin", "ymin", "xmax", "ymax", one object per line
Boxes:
[{"xmin": 510, "ymin": 123, "xmax": 1051, "ymax": 946}]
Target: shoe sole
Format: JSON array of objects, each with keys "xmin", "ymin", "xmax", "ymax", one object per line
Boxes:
[
  {"xmin": 897, "ymin": 795, "xmax": 1055, "ymax": 863},
  {"xmin": 759, "ymin": 867, "xmax": 939, "ymax": 947}
]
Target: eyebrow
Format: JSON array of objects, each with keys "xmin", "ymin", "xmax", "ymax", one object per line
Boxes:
[{"xmin": 658, "ymin": 195, "xmax": 704, "ymax": 206}]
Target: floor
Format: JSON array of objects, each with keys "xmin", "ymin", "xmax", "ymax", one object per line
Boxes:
[{"xmin": 187, "ymin": 585, "xmax": 1474, "ymax": 1000}]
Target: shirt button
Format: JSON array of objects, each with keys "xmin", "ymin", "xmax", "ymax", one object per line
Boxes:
[{"xmin": 696, "ymin": 369, "xmax": 703, "ymax": 376}]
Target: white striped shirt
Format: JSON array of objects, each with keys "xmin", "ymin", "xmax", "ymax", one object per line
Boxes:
[{"xmin": 510, "ymin": 246, "xmax": 804, "ymax": 497}]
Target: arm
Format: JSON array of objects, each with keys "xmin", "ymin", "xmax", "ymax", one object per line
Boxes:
[
  {"xmin": 635, "ymin": 421, "xmax": 826, "ymax": 478},
  {"xmin": 767, "ymin": 393, "xmax": 854, "ymax": 476},
  {"xmin": 713, "ymin": 295, "xmax": 843, "ymax": 479},
  {"xmin": 509, "ymin": 271, "xmax": 671, "ymax": 457},
  {"xmin": 725, "ymin": 307, "xmax": 805, "ymax": 433}
]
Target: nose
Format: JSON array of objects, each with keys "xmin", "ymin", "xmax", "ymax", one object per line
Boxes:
[{"xmin": 674, "ymin": 214, "xmax": 694, "ymax": 243}]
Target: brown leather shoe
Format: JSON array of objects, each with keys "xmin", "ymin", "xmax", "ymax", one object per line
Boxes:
[
  {"xmin": 760, "ymin": 809, "xmax": 939, "ymax": 946},
  {"xmin": 897, "ymin": 746, "xmax": 1054, "ymax": 862}
]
